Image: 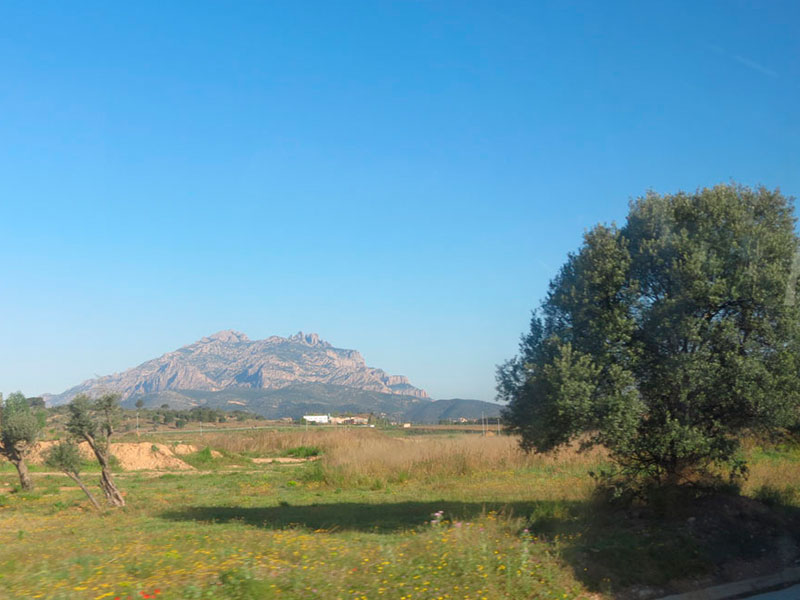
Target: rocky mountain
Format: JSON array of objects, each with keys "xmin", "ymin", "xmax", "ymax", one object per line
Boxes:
[{"xmin": 47, "ymin": 330, "xmax": 429, "ymax": 406}]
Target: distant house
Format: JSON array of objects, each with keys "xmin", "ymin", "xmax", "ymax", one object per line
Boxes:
[
  {"xmin": 329, "ymin": 414, "xmax": 370, "ymax": 426},
  {"xmin": 303, "ymin": 414, "xmax": 330, "ymax": 424}
]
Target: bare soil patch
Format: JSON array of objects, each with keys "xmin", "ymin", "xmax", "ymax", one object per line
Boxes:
[
  {"xmin": 27, "ymin": 441, "xmax": 194, "ymax": 471},
  {"xmin": 111, "ymin": 443, "xmax": 194, "ymax": 470}
]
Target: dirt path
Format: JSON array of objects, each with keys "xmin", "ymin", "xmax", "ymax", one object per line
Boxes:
[{"xmin": 251, "ymin": 456, "xmax": 321, "ymax": 464}]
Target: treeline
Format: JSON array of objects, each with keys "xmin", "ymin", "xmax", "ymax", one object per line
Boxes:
[
  {"xmin": 47, "ymin": 403, "xmax": 266, "ymax": 429},
  {"xmin": 132, "ymin": 405, "xmax": 265, "ymax": 428}
]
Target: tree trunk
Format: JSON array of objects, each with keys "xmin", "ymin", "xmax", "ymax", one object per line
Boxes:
[
  {"xmin": 66, "ymin": 471, "xmax": 101, "ymax": 510},
  {"xmin": 12, "ymin": 457, "xmax": 34, "ymax": 491},
  {"xmin": 99, "ymin": 466, "xmax": 125, "ymax": 507},
  {"xmin": 85, "ymin": 437, "xmax": 125, "ymax": 507}
]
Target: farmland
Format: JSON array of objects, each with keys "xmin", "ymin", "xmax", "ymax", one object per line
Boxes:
[{"xmin": 1, "ymin": 427, "xmax": 799, "ymax": 600}]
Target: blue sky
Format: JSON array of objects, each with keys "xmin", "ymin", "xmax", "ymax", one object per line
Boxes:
[{"xmin": 1, "ymin": 1, "xmax": 798, "ymax": 401}]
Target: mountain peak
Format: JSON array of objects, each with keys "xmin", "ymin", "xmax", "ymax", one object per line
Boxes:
[
  {"xmin": 287, "ymin": 331, "xmax": 328, "ymax": 347},
  {"xmin": 203, "ymin": 330, "xmax": 250, "ymax": 343}
]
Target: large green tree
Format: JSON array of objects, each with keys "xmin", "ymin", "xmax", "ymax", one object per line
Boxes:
[
  {"xmin": 499, "ymin": 184, "xmax": 800, "ymax": 491},
  {"xmin": 0, "ymin": 392, "xmax": 45, "ymax": 491}
]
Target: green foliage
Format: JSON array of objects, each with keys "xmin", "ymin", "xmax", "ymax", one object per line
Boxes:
[
  {"xmin": 66, "ymin": 394, "xmax": 98, "ymax": 440},
  {"xmin": 45, "ymin": 441, "xmax": 83, "ymax": 475},
  {"xmin": 283, "ymin": 445, "xmax": 321, "ymax": 458},
  {"xmin": 67, "ymin": 393, "xmax": 122, "ymax": 446},
  {"xmin": 298, "ymin": 461, "xmax": 327, "ymax": 483},
  {"xmin": 193, "ymin": 447, "xmax": 214, "ymax": 464},
  {"xmin": 26, "ymin": 397, "xmax": 46, "ymax": 409},
  {"xmin": 500, "ymin": 184, "xmax": 800, "ymax": 491},
  {"xmin": 0, "ymin": 391, "xmax": 45, "ymax": 451},
  {"xmin": 181, "ymin": 446, "xmax": 245, "ymax": 470}
]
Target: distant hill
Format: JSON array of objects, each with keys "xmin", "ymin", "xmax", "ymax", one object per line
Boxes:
[
  {"xmin": 44, "ymin": 330, "xmax": 500, "ymax": 421},
  {"xmin": 119, "ymin": 384, "xmax": 427, "ymax": 420},
  {"xmin": 404, "ymin": 398, "xmax": 502, "ymax": 423},
  {"xmin": 120, "ymin": 387, "xmax": 502, "ymax": 423}
]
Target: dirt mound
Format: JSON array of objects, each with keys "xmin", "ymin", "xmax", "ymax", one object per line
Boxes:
[
  {"xmin": 111, "ymin": 443, "xmax": 195, "ymax": 471},
  {"xmin": 171, "ymin": 443, "xmax": 199, "ymax": 455},
  {"xmin": 27, "ymin": 441, "xmax": 194, "ymax": 471},
  {"xmin": 171, "ymin": 443, "xmax": 221, "ymax": 458},
  {"xmin": 27, "ymin": 440, "xmax": 94, "ymax": 464}
]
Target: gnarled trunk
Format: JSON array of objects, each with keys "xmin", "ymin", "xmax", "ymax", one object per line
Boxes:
[
  {"xmin": 11, "ymin": 456, "xmax": 33, "ymax": 491},
  {"xmin": 1, "ymin": 442, "xmax": 34, "ymax": 491},
  {"xmin": 99, "ymin": 464, "xmax": 125, "ymax": 507},
  {"xmin": 85, "ymin": 437, "xmax": 125, "ymax": 507}
]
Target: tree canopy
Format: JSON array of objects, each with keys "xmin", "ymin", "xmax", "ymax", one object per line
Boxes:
[
  {"xmin": 0, "ymin": 391, "xmax": 45, "ymax": 490},
  {"xmin": 499, "ymin": 184, "xmax": 800, "ymax": 491},
  {"xmin": 1, "ymin": 392, "xmax": 44, "ymax": 449}
]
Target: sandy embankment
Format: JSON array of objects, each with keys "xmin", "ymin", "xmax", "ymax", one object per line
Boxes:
[{"xmin": 27, "ymin": 441, "xmax": 199, "ymax": 471}]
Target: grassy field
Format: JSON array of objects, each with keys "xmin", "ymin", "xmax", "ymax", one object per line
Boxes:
[{"xmin": 1, "ymin": 429, "xmax": 799, "ymax": 600}]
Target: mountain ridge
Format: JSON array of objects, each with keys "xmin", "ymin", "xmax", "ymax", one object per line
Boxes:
[{"xmin": 46, "ymin": 330, "xmax": 429, "ymax": 405}]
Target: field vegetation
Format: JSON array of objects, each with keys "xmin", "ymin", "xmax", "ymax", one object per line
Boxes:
[{"xmin": 1, "ymin": 427, "xmax": 799, "ymax": 599}]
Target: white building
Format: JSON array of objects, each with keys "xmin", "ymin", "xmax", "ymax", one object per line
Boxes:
[{"xmin": 303, "ymin": 414, "xmax": 330, "ymax": 424}]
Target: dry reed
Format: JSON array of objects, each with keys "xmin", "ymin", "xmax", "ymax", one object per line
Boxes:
[{"xmin": 201, "ymin": 428, "xmax": 607, "ymax": 487}]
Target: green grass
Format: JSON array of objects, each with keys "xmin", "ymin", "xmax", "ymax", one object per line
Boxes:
[
  {"xmin": 282, "ymin": 445, "xmax": 322, "ymax": 458},
  {"xmin": 177, "ymin": 446, "xmax": 249, "ymax": 470},
  {"xmin": 0, "ymin": 470, "xmax": 587, "ymax": 599},
  {"xmin": 1, "ymin": 431, "xmax": 799, "ymax": 599}
]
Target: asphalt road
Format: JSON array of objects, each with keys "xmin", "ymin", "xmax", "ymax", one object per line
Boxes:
[{"xmin": 745, "ymin": 583, "xmax": 800, "ymax": 599}]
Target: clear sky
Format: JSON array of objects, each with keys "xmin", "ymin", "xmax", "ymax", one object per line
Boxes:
[{"xmin": 1, "ymin": 1, "xmax": 798, "ymax": 402}]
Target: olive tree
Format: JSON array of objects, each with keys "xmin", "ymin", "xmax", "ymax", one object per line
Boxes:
[
  {"xmin": 67, "ymin": 393, "xmax": 125, "ymax": 507},
  {"xmin": 46, "ymin": 441, "xmax": 101, "ymax": 510},
  {"xmin": 499, "ymin": 184, "xmax": 800, "ymax": 493},
  {"xmin": 0, "ymin": 392, "xmax": 45, "ymax": 491}
]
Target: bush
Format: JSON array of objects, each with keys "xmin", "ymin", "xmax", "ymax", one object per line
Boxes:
[{"xmin": 283, "ymin": 445, "xmax": 322, "ymax": 458}]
